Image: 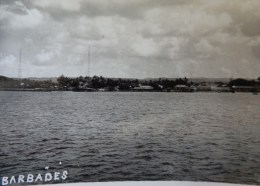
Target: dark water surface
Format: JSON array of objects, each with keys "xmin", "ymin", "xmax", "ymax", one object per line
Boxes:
[{"xmin": 0, "ymin": 92, "xmax": 260, "ymax": 184}]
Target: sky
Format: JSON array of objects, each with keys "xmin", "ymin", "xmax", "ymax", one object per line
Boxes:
[{"xmin": 0, "ymin": 0, "xmax": 260, "ymax": 79}]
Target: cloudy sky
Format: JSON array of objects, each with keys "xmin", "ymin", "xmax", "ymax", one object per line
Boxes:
[{"xmin": 0, "ymin": 0, "xmax": 260, "ymax": 78}]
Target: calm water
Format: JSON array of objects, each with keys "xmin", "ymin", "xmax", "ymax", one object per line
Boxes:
[{"xmin": 0, "ymin": 92, "xmax": 260, "ymax": 185}]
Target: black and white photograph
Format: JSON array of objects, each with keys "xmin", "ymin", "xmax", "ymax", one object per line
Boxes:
[{"xmin": 0, "ymin": 0, "xmax": 260, "ymax": 186}]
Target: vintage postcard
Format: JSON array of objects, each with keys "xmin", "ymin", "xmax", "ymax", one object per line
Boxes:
[{"xmin": 0, "ymin": 0, "xmax": 260, "ymax": 186}]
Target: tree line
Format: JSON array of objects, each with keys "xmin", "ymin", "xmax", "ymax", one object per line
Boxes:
[
  {"xmin": 57, "ymin": 75, "xmax": 194, "ymax": 91},
  {"xmin": 57, "ymin": 75, "xmax": 260, "ymax": 91},
  {"xmin": 0, "ymin": 75, "xmax": 259, "ymax": 91}
]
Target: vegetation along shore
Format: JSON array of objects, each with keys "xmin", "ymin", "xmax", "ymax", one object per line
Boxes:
[{"xmin": 0, "ymin": 75, "xmax": 259, "ymax": 93}]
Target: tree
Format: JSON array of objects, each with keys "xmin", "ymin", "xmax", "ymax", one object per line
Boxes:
[
  {"xmin": 57, "ymin": 75, "xmax": 68, "ymax": 87},
  {"xmin": 228, "ymin": 78, "xmax": 255, "ymax": 87}
]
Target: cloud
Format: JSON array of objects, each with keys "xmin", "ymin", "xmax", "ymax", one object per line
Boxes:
[
  {"xmin": 195, "ymin": 39, "xmax": 221, "ymax": 58},
  {"xmin": 36, "ymin": 50, "xmax": 54, "ymax": 62},
  {"xmin": 251, "ymin": 45, "xmax": 260, "ymax": 59},
  {"xmin": 0, "ymin": 54, "xmax": 16, "ymax": 66},
  {"xmin": 0, "ymin": 54, "xmax": 17, "ymax": 76},
  {"xmin": 0, "ymin": 0, "xmax": 260, "ymax": 78},
  {"xmin": 32, "ymin": 0, "xmax": 83, "ymax": 12},
  {"xmin": 10, "ymin": 9, "xmax": 43, "ymax": 29},
  {"xmin": 143, "ymin": 6, "xmax": 233, "ymax": 38},
  {"xmin": 130, "ymin": 37, "xmax": 159, "ymax": 57},
  {"xmin": 0, "ymin": 2, "xmax": 43, "ymax": 29}
]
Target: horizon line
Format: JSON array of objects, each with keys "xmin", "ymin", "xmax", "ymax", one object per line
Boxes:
[{"xmin": 1, "ymin": 74, "xmax": 258, "ymax": 80}]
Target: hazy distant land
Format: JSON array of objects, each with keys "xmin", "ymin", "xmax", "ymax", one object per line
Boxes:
[{"xmin": 0, "ymin": 75, "xmax": 259, "ymax": 93}]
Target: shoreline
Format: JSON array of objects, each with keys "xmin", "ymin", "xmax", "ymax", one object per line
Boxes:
[{"xmin": 0, "ymin": 89, "xmax": 258, "ymax": 94}]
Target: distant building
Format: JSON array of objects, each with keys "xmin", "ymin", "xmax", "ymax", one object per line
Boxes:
[
  {"xmin": 174, "ymin": 85, "xmax": 191, "ymax": 92},
  {"xmin": 190, "ymin": 85, "xmax": 197, "ymax": 92},
  {"xmin": 211, "ymin": 86, "xmax": 231, "ymax": 92},
  {"xmin": 133, "ymin": 85, "xmax": 153, "ymax": 91},
  {"xmin": 231, "ymin": 86, "xmax": 254, "ymax": 92}
]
